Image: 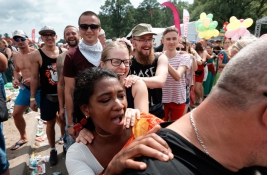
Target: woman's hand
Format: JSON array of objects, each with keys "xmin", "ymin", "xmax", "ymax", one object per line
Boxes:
[
  {"xmin": 76, "ymin": 128, "xmax": 94, "ymax": 145},
  {"xmin": 124, "ymin": 108, "xmax": 140, "ymax": 128},
  {"xmin": 104, "ymin": 125, "xmax": 174, "ymax": 175}
]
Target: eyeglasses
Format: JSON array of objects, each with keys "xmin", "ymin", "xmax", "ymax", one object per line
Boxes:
[
  {"xmin": 104, "ymin": 58, "xmax": 132, "ymax": 67},
  {"xmin": 133, "ymin": 38, "xmax": 155, "ymax": 43},
  {"xmin": 14, "ymin": 37, "xmax": 27, "ymax": 42},
  {"xmin": 42, "ymin": 33, "xmax": 55, "ymax": 38},
  {"xmin": 79, "ymin": 24, "xmax": 100, "ymax": 31}
]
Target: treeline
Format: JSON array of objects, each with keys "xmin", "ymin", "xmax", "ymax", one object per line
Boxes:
[{"xmin": 98, "ymin": 0, "xmax": 267, "ymax": 38}]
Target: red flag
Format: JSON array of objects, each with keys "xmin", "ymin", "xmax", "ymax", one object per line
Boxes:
[
  {"xmin": 149, "ymin": 10, "xmax": 153, "ymax": 15},
  {"xmin": 32, "ymin": 29, "xmax": 35, "ymax": 43}
]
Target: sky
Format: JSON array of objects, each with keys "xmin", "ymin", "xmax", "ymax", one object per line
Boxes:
[{"xmin": 0, "ymin": 0, "xmax": 193, "ymax": 41}]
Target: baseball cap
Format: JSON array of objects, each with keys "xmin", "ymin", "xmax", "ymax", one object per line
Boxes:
[
  {"xmin": 99, "ymin": 29, "xmax": 105, "ymax": 36},
  {"xmin": 132, "ymin": 23, "xmax": 157, "ymax": 37},
  {"xmin": 12, "ymin": 30, "xmax": 28, "ymax": 38},
  {"xmin": 39, "ymin": 25, "xmax": 56, "ymax": 35}
]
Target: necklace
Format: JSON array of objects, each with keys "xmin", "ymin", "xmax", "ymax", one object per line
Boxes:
[
  {"xmin": 190, "ymin": 109, "xmax": 209, "ymax": 156},
  {"xmin": 95, "ymin": 129, "xmax": 112, "ymax": 138}
]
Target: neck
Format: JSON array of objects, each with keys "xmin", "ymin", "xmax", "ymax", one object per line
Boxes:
[
  {"xmin": 19, "ymin": 47, "xmax": 31, "ymax": 54},
  {"xmin": 68, "ymin": 46, "xmax": 76, "ymax": 52},
  {"xmin": 93, "ymin": 127, "xmax": 132, "ymax": 144},
  {"xmin": 165, "ymin": 49, "xmax": 178, "ymax": 59},
  {"xmin": 43, "ymin": 45, "xmax": 56, "ymax": 51},
  {"xmin": 168, "ymin": 100, "xmax": 254, "ymax": 172},
  {"xmin": 83, "ymin": 39, "xmax": 97, "ymax": 46}
]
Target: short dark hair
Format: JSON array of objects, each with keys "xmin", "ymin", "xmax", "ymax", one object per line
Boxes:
[
  {"xmin": 73, "ymin": 67, "xmax": 120, "ymax": 130},
  {"xmin": 78, "ymin": 11, "xmax": 101, "ymax": 26},
  {"xmin": 63, "ymin": 25, "xmax": 78, "ymax": 37},
  {"xmin": 195, "ymin": 42, "xmax": 204, "ymax": 53},
  {"xmin": 162, "ymin": 27, "xmax": 178, "ymax": 37}
]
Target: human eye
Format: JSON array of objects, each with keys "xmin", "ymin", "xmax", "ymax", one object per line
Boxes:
[
  {"xmin": 112, "ymin": 59, "xmax": 121, "ymax": 65},
  {"xmin": 118, "ymin": 93, "xmax": 126, "ymax": 99},
  {"xmin": 101, "ymin": 98, "xmax": 110, "ymax": 103}
]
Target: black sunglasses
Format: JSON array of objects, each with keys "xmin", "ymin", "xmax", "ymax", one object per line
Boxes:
[
  {"xmin": 14, "ymin": 37, "xmax": 27, "ymax": 42},
  {"xmin": 42, "ymin": 33, "xmax": 55, "ymax": 38},
  {"xmin": 79, "ymin": 24, "xmax": 99, "ymax": 31}
]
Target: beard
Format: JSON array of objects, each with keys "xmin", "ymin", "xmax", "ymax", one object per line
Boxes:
[
  {"xmin": 135, "ymin": 48, "xmax": 155, "ymax": 65},
  {"xmin": 67, "ymin": 38, "xmax": 79, "ymax": 47}
]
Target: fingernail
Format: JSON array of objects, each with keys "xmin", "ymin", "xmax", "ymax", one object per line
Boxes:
[
  {"xmin": 140, "ymin": 164, "xmax": 146, "ymax": 169},
  {"xmin": 163, "ymin": 154, "xmax": 169, "ymax": 161}
]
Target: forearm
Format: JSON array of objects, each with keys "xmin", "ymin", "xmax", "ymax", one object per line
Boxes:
[
  {"xmin": 30, "ymin": 76, "xmax": 39, "ymax": 98},
  {"xmin": 192, "ymin": 57, "xmax": 198, "ymax": 71},
  {"xmin": 65, "ymin": 92, "xmax": 74, "ymax": 124},
  {"xmin": 13, "ymin": 71, "xmax": 21, "ymax": 81},
  {"xmin": 57, "ymin": 83, "xmax": 65, "ymax": 109},
  {"xmin": 168, "ymin": 64, "xmax": 183, "ymax": 81},
  {"xmin": 141, "ymin": 76, "xmax": 165, "ymax": 88}
]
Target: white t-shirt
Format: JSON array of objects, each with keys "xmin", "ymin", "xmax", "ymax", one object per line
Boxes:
[{"xmin": 66, "ymin": 142, "xmax": 104, "ymax": 175}]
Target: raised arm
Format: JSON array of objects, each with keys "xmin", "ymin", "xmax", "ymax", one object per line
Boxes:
[
  {"xmin": 141, "ymin": 54, "xmax": 168, "ymax": 88},
  {"xmin": 168, "ymin": 54, "xmax": 190, "ymax": 81}
]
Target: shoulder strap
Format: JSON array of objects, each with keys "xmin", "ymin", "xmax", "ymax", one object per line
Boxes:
[{"xmin": 58, "ymin": 46, "xmax": 62, "ymax": 54}]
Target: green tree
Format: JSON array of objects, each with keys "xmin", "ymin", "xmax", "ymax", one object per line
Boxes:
[
  {"xmin": 3, "ymin": 33, "xmax": 10, "ymax": 38},
  {"xmin": 0, "ymin": 34, "xmax": 2, "ymax": 38},
  {"xmin": 134, "ymin": 0, "xmax": 164, "ymax": 27},
  {"xmin": 188, "ymin": 0, "xmax": 267, "ymax": 33},
  {"xmin": 56, "ymin": 39, "xmax": 66, "ymax": 45},
  {"xmin": 99, "ymin": 0, "xmax": 136, "ymax": 38}
]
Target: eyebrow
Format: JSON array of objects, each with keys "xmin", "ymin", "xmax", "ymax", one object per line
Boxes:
[{"xmin": 98, "ymin": 89, "xmax": 124, "ymax": 97}]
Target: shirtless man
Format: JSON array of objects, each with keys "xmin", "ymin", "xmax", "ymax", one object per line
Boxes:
[{"xmin": 11, "ymin": 30, "xmax": 41, "ymax": 150}]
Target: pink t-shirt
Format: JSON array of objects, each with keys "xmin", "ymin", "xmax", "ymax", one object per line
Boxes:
[{"xmin": 162, "ymin": 53, "xmax": 190, "ymax": 104}]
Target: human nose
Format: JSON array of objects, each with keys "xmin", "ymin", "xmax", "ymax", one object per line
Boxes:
[{"xmin": 114, "ymin": 98, "xmax": 124, "ymax": 110}]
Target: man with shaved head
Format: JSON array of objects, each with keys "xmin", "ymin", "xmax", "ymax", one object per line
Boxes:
[{"xmin": 113, "ymin": 38, "xmax": 267, "ymax": 174}]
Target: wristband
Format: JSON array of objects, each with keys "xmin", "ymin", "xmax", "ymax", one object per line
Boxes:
[
  {"xmin": 30, "ymin": 98, "xmax": 35, "ymax": 102},
  {"xmin": 68, "ymin": 124, "xmax": 74, "ymax": 128}
]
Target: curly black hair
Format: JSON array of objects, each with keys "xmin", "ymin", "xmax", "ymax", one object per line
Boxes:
[{"xmin": 73, "ymin": 67, "xmax": 120, "ymax": 130}]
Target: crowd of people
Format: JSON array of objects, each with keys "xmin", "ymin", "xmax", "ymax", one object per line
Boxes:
[{"xmin": 0, "ymin": 10, "xmax": 266, "ymax": 175}]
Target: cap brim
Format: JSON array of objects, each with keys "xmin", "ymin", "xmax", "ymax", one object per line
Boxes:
[
  {"xmin": 13, "ymin": 34, "xmax": 27, "ymax": 39},
  {"xmin": 39, "ymin": 30, "xmax": 56, "ymax": 35},
  {"xmin": 134, "ymin": 32, "xmax": 157, "ymax": 37}
]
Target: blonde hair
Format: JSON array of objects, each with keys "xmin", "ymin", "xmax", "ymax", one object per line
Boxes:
[
  {"xmin": 231, "ymin": 36, "xmax": 257, "ymax": 53},
  {"xmin": 1, "ymin": 39, "xmax": 8, "ymax": 47},
  {"xmin": 101, "ymin": 41, "xmax": 130, "ymax": 62}
]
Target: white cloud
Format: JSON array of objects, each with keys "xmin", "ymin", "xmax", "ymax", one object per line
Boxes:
[{"xmin": 0, "ymin": 0, "xmax": 193, "ymax": 40}]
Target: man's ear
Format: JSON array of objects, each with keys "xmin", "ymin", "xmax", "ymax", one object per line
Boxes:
[
  {"xmin": 80, "ymin": 104, "xmax": 90, "ymax": 117},
  {"xmin": 262, "ymin": 107, "xmax": 267, "ymax": 128},
  {"xmin": 99, "ymin": 61, "xmax": 105, "ymax": 68}
]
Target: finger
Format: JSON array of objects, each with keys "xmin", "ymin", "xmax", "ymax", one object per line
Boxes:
[
  {"xmin": 123, "ymin": 159, "xmax": 147, "ymax": 170},
  {"xmin": 126, "ymin": 143, "xmax": 171, "ymax": 161},
  {"xmin": 133, "ymin": 133, "xmax": 173, "ymax": 158},
  {"xmin": 136, "ymin": 110, "xmax": 141, "ymax": 120},
  {"xmin": 130, "ymin": 113, "xmax": 135, "ymax": 127},
  {"xmin": 82, "ymin": 129, "xmax": 94, "ymax": 140},
  {"xmin": 146, "ymin": 125, "xmax": 161, "ymax": 134}
]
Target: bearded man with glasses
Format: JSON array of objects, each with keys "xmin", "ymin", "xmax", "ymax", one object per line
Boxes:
[
  {"xmin": 30, "ymin": 26, "xmax": 67, "ymax": 166},
  {"xmin": 125, "ymin": 23, "xmax": 168, "ymax": 119},
  {"xmin": 10, "ymin": 30, "xmax": 41, "ymax": 151}
]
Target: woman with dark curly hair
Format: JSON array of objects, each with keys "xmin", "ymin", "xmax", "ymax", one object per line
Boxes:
[{"xmin": 66, "ymin": 67, "xmax": 164, "ymax": 175}]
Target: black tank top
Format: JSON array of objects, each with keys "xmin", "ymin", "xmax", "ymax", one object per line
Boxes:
[
  {"xmin": 126, "ymin": 87, "xmax": 134, "ymax": 108},
  {"xmin": 39, "ymin": 47, "xmax": 62, "ymax": 95},
  {"xmin": 129, "ymin": 56, "xmax": 162, "ymax": 107}
]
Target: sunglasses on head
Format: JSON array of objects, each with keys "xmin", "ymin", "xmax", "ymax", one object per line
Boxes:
[
  {"xmin": 79, "ymin": 24, "xmax": 99, "ymax": 31},
  {"xmin": 14, "ymin": 37, "xmax": 27, "ymax": 42}
]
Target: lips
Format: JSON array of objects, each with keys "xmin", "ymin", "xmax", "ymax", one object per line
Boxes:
[{"xmin": 111, "ymin": 115, "xmax": 124, "ymax": 126}]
